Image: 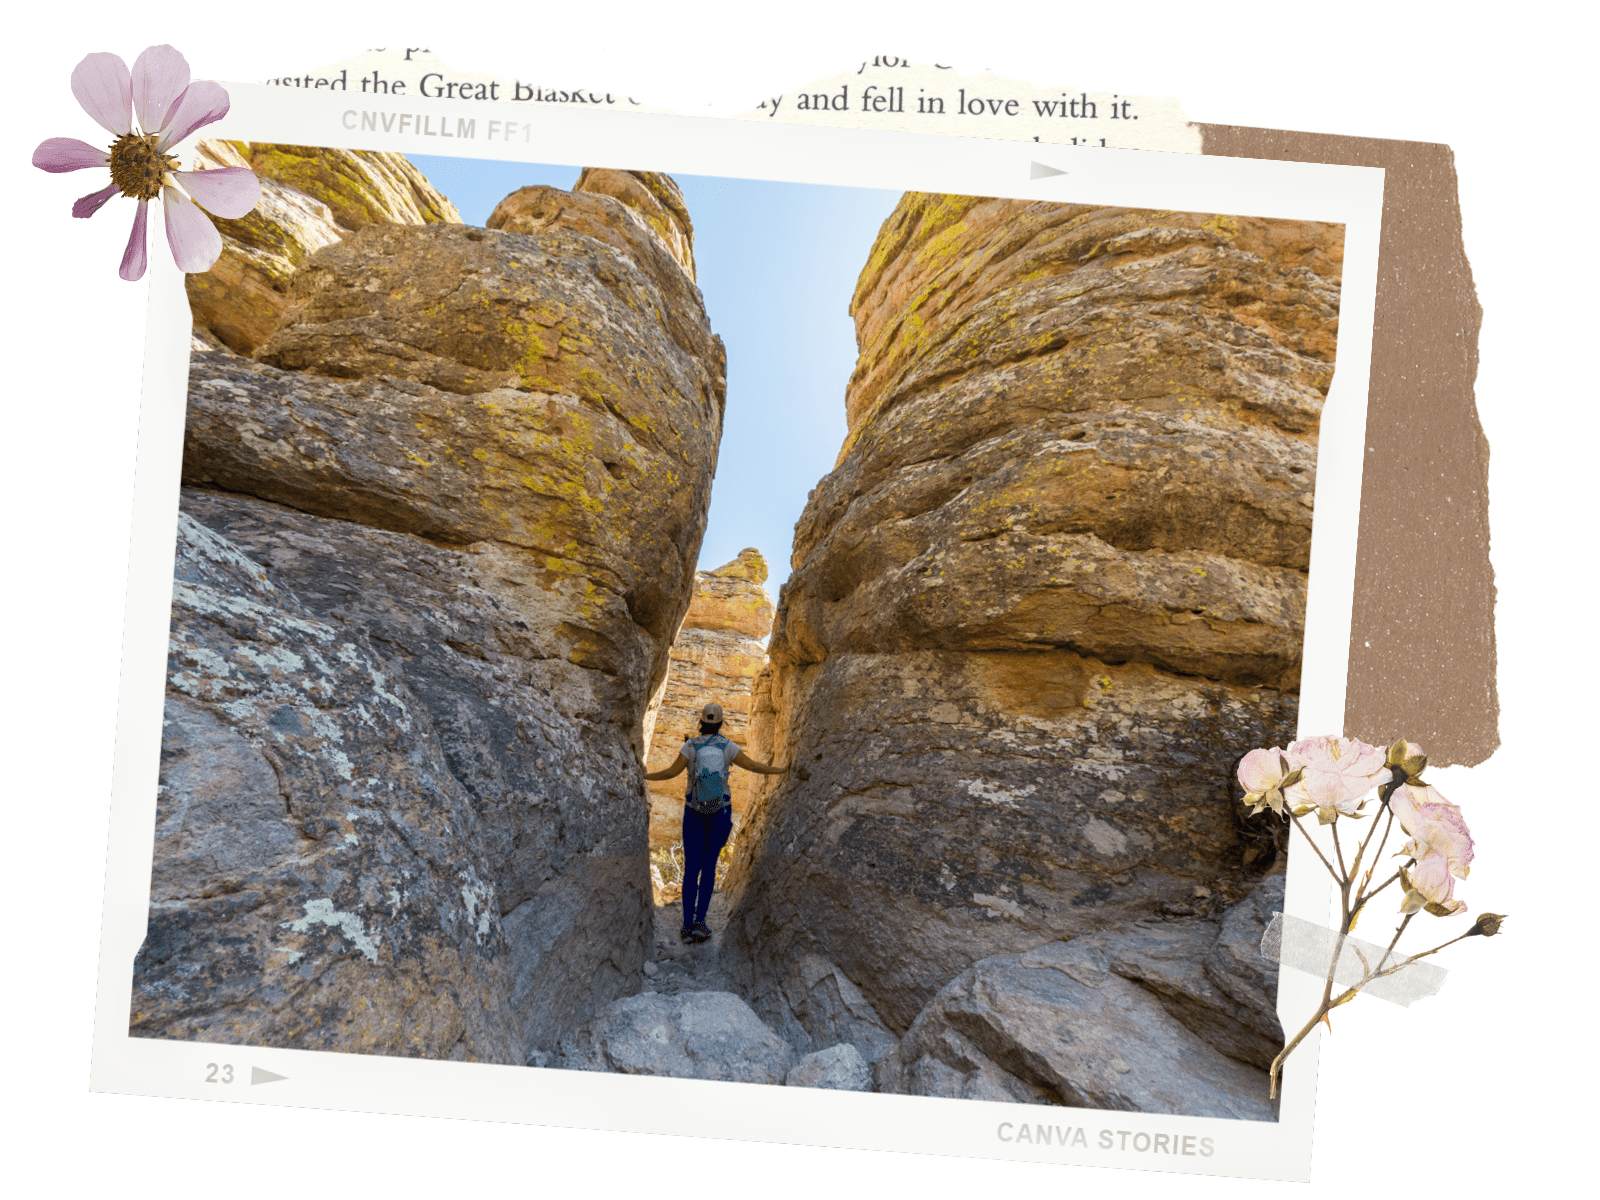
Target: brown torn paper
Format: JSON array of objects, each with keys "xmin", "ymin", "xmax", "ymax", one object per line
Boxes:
[{"xmin": 1200, "ymin": 127, "xmax": 1496, "ymax": 766}]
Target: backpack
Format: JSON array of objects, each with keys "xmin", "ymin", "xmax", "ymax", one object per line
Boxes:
[{"xmin": 684, "ymin": 734, "xmax": 734, "ymax": 813}]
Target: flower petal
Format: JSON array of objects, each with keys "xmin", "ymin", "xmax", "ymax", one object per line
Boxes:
[
  {"xmin": 33, "ymin": 137, "xmax": 110, "ymax": 173},
  {"xmin": 174, "ymin": 167, "xmax": 259, "ymax": 218},
  {"xmin": 1390, "ymin": 783, "xmax": 1474, "ymax": 875},
  {"xmin": 162, "ymin": 187, "xmax": 223, "ymax": 273},
  {"xmin": 71, "ymin": 52, "xmax": 132, "ymax": 136},
  {"xmin": 1237, "ymin": 748, "xmax": 1286, "ymax": 793},
  {"xmin": 73, "ymin": 183, "xmax": 121, "ymax": 219},
  {"xmin": 1408, "ymin": 852, "xmax": 1463, "ymax": 911},
  {"xmin": 120, "ymin": 200, "xmax": 150, "ymax": 281},
  {"xmin": 131, "ymin": 45, "xmax": 190, "ymax": 134},
  {"xmin": 156, "ymin": 80, "xmax": 231, "ymax": 150}
]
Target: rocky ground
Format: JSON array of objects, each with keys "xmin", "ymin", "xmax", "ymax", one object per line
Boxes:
[
  {"xmin": 548, "ymin": 894, "xmax": 870, "ymax": 1091},
  {"xmin": 642, "ymin": 893, "xmax": 740, "ymax": 996},
  {"xmin": 549, "ymin": 872, "xmax": 1283, "ymax": 1113}
]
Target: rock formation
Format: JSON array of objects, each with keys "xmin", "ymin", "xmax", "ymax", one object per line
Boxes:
[
  {"xmin": 185, "ymin": 141, "xmax": 461, "ymax": 355},
  {"xmin": 558, "ymin": 991, "xmax": 792, "ymax": 1084},
  {"xmin": 787, "ymin": 1043, "xmax": 873, "ymax": 1091},
  {"xmin": 643, "ymin": 550, "xmax": 775, "ymax": 859},
  {"xmin": 874, "ymin": 876, "xmax": 1285, "ymax": 1118},
  {"xmin": 487, "ymin": 168, "xmax": 696, "ymax": 283},
  {"xmin": 722, "ymin": 196, "xmax": 1342, "ymax": 1107},
  {"xmin": 138, "ymin": 512, "xmax": 518, "ymax": 1061},
  {"xmin": 133, "ymin": 165, "xmax": 726, "ymax": 1062}
]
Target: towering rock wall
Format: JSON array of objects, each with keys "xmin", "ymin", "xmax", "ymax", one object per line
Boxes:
[
  {"xmin": 133, "ymin": 162, "xmax": 726, "ymax": 1062},
  {"xmin": 723, "ymin": 197, "xmax": 1341, "ymax": 1062},
  {"xmin": 643, "ymin": 550, "xmax": 775, "ymax": 855}
]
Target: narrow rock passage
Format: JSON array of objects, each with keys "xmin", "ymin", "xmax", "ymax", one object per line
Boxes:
[{"xmin": 641, "ymin": 894, "xmax": 740, "ymax": 997}]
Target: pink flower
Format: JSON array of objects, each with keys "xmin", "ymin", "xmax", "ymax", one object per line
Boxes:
[
  {"xmin": 1284, "ymin": 735, "xmax": 1391, "ymax": 824},
  {"xmin": 1237, "ymin": 747, "xmax": 1301, "ymax": 817},
  {"xmin": 1390, "ymin": 782, "xmax": 1474, "ymax": 916},
  {"xmin": 32, "ymin": 45, "xmax": 260, "ymax": 280}
]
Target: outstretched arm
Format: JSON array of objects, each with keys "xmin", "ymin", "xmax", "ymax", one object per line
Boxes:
[
  {"xmin": 733, "ymin": 749, "xmax": 787, "ymax": 776},
  {"xmin": 644, "ymin": 755, "xmax": 689, "ymax": 782}
]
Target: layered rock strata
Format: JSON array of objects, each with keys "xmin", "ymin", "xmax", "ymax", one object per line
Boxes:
[
  {"xmin": 133, "ymin": 171, "xmax": 726, "ymax": 1061},
  {"xmin": 723, "ymin": 197, "xmax": 1340, "ymax": 1101},
  {"xmin": 185, "ymin": 141, "xmax": 461, "ymax": 355},
  {"xmin": 643, "ymin": 549, "xmax": 775, "ymax": 853}
]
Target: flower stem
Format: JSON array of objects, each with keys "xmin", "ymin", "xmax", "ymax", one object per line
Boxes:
[
  {"xmin": 1270, "ymin": 1005, "xmax": 1331, "ymax": 1099},
  {"xmin": 1395, "ymin": 929, "xmax": 1476, "ymax": 964},
  {"xmin": 1369, "ymin": 804, "xmax": 1397, "ymax": 874},
  {"xmin": 1373, "ymin": 912, "xmax": 1415, "ymax": 976}
]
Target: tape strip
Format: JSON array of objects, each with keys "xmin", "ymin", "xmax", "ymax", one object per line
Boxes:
[{"xmin": 1260, "ymin": 912, "xmax": 1447, "ymax": 1006}]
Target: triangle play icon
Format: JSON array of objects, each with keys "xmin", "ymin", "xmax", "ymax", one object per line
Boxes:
[
  {"xmin": 250, "ymin": 1066, "xmax": 288, "ymax": 1086},
  {"xmin": 1029, "ymin": 162, "xmax": 1067, "ymax": 179}
]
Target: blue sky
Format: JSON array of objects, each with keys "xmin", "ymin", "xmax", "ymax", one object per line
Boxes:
[{"xmin": 409, "ymin": 154, "xmax": 901, "ymax": 594}]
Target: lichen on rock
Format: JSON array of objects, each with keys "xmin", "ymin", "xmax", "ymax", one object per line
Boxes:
[{"xmin": 184, "ymin": 140, "xmax": 462, "ymax": 355}]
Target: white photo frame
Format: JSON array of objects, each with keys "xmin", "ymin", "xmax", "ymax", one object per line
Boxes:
[{"xmin": 90, "ymin": 80, "xmax": 1384, "ymax": 1183}]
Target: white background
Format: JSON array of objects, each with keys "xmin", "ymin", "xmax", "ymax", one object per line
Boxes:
[{"xmin": 3, "ymin": 3, "xmax": 1586, "ymax": 1196}]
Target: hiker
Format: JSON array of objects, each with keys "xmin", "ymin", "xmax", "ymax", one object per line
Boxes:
[{"xmin": 643, "ymin": 701, "xmax": 786, "ymax": 944}]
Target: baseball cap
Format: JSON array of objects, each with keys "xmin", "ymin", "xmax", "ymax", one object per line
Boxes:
[{"xmin": 701, "ymin": 702, "xmax": 724, "ymax": 723}]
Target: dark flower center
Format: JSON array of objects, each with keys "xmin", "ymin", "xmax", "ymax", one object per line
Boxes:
[{"xmin": 108, "ymin": 133, "xmax": 177, "ymax": 202}]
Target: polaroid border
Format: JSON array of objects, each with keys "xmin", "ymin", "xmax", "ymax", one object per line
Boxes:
[{"xmin": 90, "ymin": 83, "xmax": 1384, "ymax": 1182}]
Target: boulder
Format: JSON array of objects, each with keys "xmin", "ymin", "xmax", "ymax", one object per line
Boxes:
[
  {"xmin": 184, "ymin": 140, "xmax": 460, "ymax": 354},
  {"xmin": 170, "ymin": 487, "xmax": 656, "ymax": 1055},
  {"xmin": 558, "ymin": 991, "xmax": 792, "ymax": 1085},
  {"xmin": 724, "ymin": 198, "xmax": 1340, "ymax": 1035},
  {"xmin": 1201, "ymin": 872, "xmax": 1287, "ymax": 1062},
  {"xmin": 787, "ymin": 1043, "xmax": 872, "ymax": 1091},
  {"xmin": 489, "ymin": 167, "xmax": 697, "ymax": 283},
  {"xmin": 1093, "ymin": 880, "xmax": 1284, "ymax": 1073},
  {"xmin": 132, "ymin": 515, "xmax": 519, "ymax": 1062},
  {"xmin": 134, "ymin": 172, "xmax": 725, "ymax": 1062},
  {"xmin": 750, "ymin": 953, "xmax": 898, "ymax": 1067},
  {"xmin": 191, "ymin": 216, "xmax": 724, "ymax": 696},
  {"xmin": 875, "ymin": 925, "xmax": 1276, "ymax": 1120}
]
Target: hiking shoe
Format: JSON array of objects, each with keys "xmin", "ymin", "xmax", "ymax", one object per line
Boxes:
[
  {"xmin": 679, "ymin": 926, "xmax": 695, "ymax": 943},
  {"xmin": 688, "ymin": 921, "xmax": 712, "ymax": 944}
]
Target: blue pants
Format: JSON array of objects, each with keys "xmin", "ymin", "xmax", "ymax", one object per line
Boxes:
[{"xmin": 681, "ymin": 804, "xmax": 732, "ymax": 928}]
